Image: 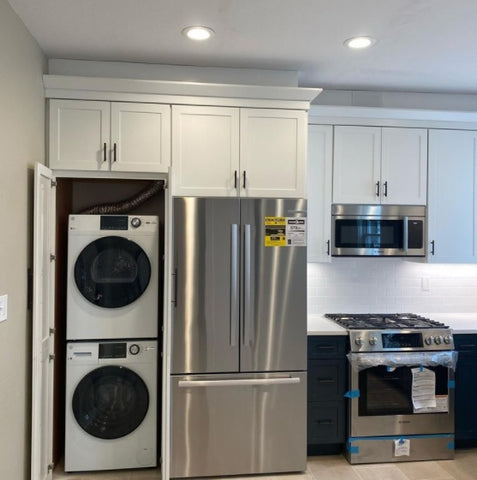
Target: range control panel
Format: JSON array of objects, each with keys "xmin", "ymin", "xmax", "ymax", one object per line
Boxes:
[{"xmin": 349, "ymin": 329, "xmax": 454, "ymax": 352}]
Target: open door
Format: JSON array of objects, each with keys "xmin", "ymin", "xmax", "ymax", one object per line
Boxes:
[{"xmin": 31, "ymin": 163, "xmax": 56, "ymax": 480}]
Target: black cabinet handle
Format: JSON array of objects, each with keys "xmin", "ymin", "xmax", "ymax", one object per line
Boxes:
[
  {"xmin": 103, "ymin": 142, "xmax": 107, "ymax": 162},
  {"xmin": 234, "ymin": 170, "xmax": 238, "ymax": 189},
  {"xmin": 315, "ymin": 420, "xmax": 333, "ymax": 425},
  {"xmin": 384, "ymin": 181, "xmax": 388, "ymax": 197},
  {"xmin": 113, "ymin": 143, "xmax": 117, "ymax": 162},
  {"xmin": 316, "ymin": 345, "xmax": 335, "ymax": 351},
  {"xmin": 430, "ymin": 240, "xmax": 435, "ymax": 256},
  {"xmin": 376, "ymin": 181, "xmax": 380, "ymax": 197},
  {"xmin": 459, "ymin": 344, "xmax": 477, "ymax": 349},
  {"xmin": 317, "ymin": 378, "xmax": 335, "ymax": 383},
  {"xmin": 327, "ymin": 239, "xmax": 330, "ymax": 256},
  {"xmin": 243, "ymin": 170, "xmax": 247, "ymax": 189}
]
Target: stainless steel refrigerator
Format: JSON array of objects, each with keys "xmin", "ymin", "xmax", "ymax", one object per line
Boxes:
[{"xmin": 170, "ymin": 197, "xmax": 307, "ymax": 478}]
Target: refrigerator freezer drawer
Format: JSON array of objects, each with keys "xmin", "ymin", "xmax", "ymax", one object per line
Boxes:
[{"xmin": 170, "ymin": 372, "xmax": 307, "ymax": 478}]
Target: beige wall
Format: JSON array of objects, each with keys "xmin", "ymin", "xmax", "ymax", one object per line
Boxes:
[{"xmin": 0, "ymin": 1, "xmax": 46, "ymax": 478}]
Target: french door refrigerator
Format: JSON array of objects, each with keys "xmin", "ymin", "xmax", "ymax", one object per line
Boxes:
[{"xmin": 170, "ymin": 197, "xmax": 307, "ymax": 478}]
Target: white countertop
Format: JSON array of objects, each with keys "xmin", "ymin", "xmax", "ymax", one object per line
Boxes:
[
  {"xmin": 423, "ymin": 313, "xmax": 477, "ymax": 334},
  {"xmin": 307, "ymin": 314, "xmax": 347, "ymax": 336},
  {"xmin": 307, "ymin": 313, "xmax": 477, "ymax": 335}
]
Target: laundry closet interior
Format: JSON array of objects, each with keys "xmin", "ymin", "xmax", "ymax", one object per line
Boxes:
[{"xmin": 51, "ymin": 176, "xmax": 166, "ymax": 475}]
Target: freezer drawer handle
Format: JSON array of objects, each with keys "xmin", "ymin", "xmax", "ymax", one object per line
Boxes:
[{"xmin": 178, "ymin": 377, "xmax": 301, "ymax": 388}]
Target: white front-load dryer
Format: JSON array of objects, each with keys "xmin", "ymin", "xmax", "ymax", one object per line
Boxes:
[
  {"xmin": 64, "ymin": 340, "xmax": 157, "ymax": 472},
  {"xmin": 67, "ymin": 214, "xmax": 159, "ymax": 340}
]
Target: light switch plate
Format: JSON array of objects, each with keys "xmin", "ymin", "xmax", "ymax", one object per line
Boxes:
[{"xmin": 0, "ymin": 294, "xmax": 7, "ymax": 322}]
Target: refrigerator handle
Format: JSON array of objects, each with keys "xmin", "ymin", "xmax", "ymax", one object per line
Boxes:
[
  {"xmin": 230, "ymin": 224, "xmax": 239, "ymax": 347},
  {"xmin": 243, "ymin": 224, "xmax": 253, "ymax": 346},
  {"xmin": 178, "ymin": 377, "xmax": 301, "ymax": 388}
]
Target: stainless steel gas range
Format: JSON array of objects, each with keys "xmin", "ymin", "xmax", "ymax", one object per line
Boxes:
[{"xmin": 325, "ymin": 313, "xmax": 458, "ymax": 464}]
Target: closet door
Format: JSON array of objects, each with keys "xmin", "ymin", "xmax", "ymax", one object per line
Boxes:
[{"xmin": 31, "ymin": 164, "xmax": 56, "ymax": 480}]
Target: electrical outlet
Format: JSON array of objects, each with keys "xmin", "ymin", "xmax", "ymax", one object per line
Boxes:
[
  {"xmin": 0, "ymin": 294, "xmax": 7, "ymax": 322},
  {"xmin": 421, "ymin": 277, "xmax": 430, "ymax": 292}
]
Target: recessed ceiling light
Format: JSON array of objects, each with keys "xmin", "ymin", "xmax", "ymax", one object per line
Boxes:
[
  {"xmin": 182, "ymin": 26, "xmax": 215, "ymax": 41},
  {"xmin": 344, "ymin": 36, "xmax": 376, "ymax": 49}
]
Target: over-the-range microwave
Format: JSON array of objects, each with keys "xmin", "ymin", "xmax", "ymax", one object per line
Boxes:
[{"xmin": 331, "ymin": 204, "xmax": 426, "ymax": 257}]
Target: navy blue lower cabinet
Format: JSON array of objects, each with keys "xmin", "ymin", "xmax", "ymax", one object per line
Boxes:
[
  {"xmin": 455, "ymin": 334, "xmax": 477, "ymax": 447},
  {"xmin": 307, "ymin": 335, "xmax": 347, "ymax": 455}
]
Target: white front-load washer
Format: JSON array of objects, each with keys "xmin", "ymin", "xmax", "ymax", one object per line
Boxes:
[
  {"xmin": 67, "ymin": 214, "xmax": 159, "ymax": 340},
  {"xmin": 64, "ymin": 339, "xmax": 157, "ymax": 472}
]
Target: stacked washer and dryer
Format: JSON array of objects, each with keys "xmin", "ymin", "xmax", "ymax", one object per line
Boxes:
[{"xmin": 64, "ymin": 214, "xmax": 159, "ymax": 472}]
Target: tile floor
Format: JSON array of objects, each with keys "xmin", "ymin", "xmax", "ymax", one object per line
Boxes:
[{"xmin": 53, "ymin": 450, "xmax": 477, "ymax": 480}]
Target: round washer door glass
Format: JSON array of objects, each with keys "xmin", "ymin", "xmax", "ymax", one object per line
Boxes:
[
  {"xmin": 74, "ymin": 236, "xmax": 151, "ymax": 308},
  {"xmin": 72, "ymin": 365, "xmax": 149, "ymax": 439}
]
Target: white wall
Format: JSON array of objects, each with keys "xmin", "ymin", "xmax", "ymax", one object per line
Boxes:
[
  {"xmin": 0, "ymin": 1, "xmax": 46, "ymax": 479},
  {"xmin": 308, "ymin": 260, "xmax": 477, "ymax": 314}
]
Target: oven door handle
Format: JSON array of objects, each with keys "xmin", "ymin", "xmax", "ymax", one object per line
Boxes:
[{"xmin": 403, "ymin": 216, "xmax": 409, "ymax": 253}]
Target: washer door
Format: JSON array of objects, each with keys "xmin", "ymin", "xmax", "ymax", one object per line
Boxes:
[
  {"xmin": 74, "ymin": 236, "xmax": 151, "ymax": 308},
  {"xmin": 72, "ymin": 366, "xmax": 149, "ymax": 439}
]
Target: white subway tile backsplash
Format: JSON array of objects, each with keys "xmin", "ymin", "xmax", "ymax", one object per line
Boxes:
[{"xmin": 308, "ymin": 259, "xmax": 477, "ymax": 314}]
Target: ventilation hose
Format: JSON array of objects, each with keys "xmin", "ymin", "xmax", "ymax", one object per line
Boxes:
[{"xmin": 79, "ymin": 180, "xmax": 164, "ymax": 214}]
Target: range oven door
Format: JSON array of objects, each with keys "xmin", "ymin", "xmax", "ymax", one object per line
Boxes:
[{"xmin": 348, "ymin": 352, "xmax": 455, "ymax": 437}]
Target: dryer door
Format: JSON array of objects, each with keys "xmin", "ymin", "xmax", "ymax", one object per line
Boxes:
[
  {"xmin": 72, "ymin": 365, "xmax": 149, "ymax": 439},
  {"xmin": 74, "ymin": 236, "xmax": 151, "ymax": 308}
]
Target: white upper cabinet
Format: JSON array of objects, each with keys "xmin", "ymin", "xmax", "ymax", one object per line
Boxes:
[
  {"xmin": 307, "ymin": 124, "xmax": 333, "ymax": 263},
  {"xmin": 49, "ymin": 99, "xmax": 170, "ymax": 173},
  {"xmin": 333, "ymin": 126, "xmax": 427, "ymax": 205},
  {"xmin": 171, "ymin": 105, "xmax": 240, "ymax": 197},
  {"xmin": 380, "ymin": 127, "xmax": 427, "ymax": 205},
  {"xmin": 240, "ymin": 109, "xmax": 306, "ymax": 198},
  {"xmin": 171, "ymin": 105, "xmax": 307, "ymax": 197},
  {"xmin": 333, "ymin": 126, "xmax": 381, "ymax": 204},
  {"xmin": 428, "ymin": 129, "xmax": 477, "ymax": 263}
]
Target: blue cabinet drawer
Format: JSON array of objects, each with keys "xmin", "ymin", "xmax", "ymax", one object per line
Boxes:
[
  {"xmin": 308, "ymin": 336, "xmax": 346, "ymax": 358},
  {"xmin": 307, "ymin": 402, "xmax": 345, "ymax": 444},
  {"xmin": 308, "ymin": 359, "xmax": 346, "ymax": 402}
]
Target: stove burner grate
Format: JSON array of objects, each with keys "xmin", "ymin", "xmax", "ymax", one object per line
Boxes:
[{"xmin": 325, "ymin": 313, "xmax": 449, "ymax": 330}]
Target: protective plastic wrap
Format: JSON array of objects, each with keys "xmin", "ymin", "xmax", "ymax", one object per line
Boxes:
[{"xmin": 347, "ymin": 350, "xmax": 458, "ymax": 372}]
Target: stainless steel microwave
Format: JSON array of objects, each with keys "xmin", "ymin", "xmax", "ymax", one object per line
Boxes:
[{"xmin": 331, "ymin": 204, "xmax": 426, "ymax": 257}]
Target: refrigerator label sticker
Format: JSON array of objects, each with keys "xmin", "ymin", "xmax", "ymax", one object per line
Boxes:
[
  {"xmin": 265, "ymin": 217, "xmax": 287, "ymax": 246},
  {"xmin": 264, "ymin": 217, "xmax": 307, "ymax": 246},
  {"xmin": 286, "ymin": 218, "xmax": 307, "ymax": 246}
]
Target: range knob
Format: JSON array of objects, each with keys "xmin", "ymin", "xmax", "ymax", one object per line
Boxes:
[
  {"xmin": 369, "ymin": 336, "xmax": 378, "ymax": 346},
  {"xmin": 434, "ymin": 335, "xmax": 443, "ymax": 345},
  {"xmin": 131, "ymin": 217, "xmax": 142, "ymax": 228},
  {"xmin": 424, "ymin": 336, "xmax": 433, "ymax": 346},
  {"xmin": 129, "ymin": 344, "xmax": 140, "ymax": 355},
  {"xmin": 355, "ymin": 337, "xmax": 363, "ymax": 346},
  {"xmin": 444, "ymin": 335, "xmax": 452, "ymax": 344}
]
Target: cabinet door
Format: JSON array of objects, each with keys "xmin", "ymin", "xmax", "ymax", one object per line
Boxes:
[
  {"xmin": 110, "ymin": 103, "xmax": 170, "ymax": 173},
  {"xmin": 240, "ymin": 109, "xmax": 307, "ymax": 197},
  {"xmin": 428, "ymin": 129, "xmax": 477, "ymax": 263},
  {"xmin": 333, "ymin": 126, "xmax": 381, "ymax": 204},
  {"xmin": 49, "ymin": 99, "xmax": 110, "ymax": 171},
  {"xmin": 381, "ymin": 127, "xmax": 427, "ymax": 205},
  {"xmin": 307, "ymin": 125, "xmax": 332, "ymax": 262},
  {"xmin": 171, "ymin": 105, "xmax": 240, "ymax": 197}
]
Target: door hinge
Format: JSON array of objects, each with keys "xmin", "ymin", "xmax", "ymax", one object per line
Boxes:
[
  {"xmin": 47, "ymin": 463, "xmax": 54, "ymax": 472},
  {"xmin": 50, "ymin": 180, "xmax": 57, "ymax": 188},
  {"xmin": 50, "ymin": 254, "xmax": 56, "ymax": 262},
  {"xmin": 49, "ymin": 327, "xmax": 55, "ymax": 335},
  {"xmin": 49, "ymin": 354, "xmax": 55, "ymax": 362}
]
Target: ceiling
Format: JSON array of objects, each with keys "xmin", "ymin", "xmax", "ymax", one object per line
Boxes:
[{"xmin": 7, "ymin": 0, "xmax": 477, "ymax": 94}]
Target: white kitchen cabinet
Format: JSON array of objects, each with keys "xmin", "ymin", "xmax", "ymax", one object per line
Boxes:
[
  {"xmin": 307, "ymin": 124, "xmax": 333, "ymax": 262},
  {"xmin": 428, "ymin": 129, "xmax": 477, "ymax": 263},
  {"xmin": 333, "ymin": 126, "xmax": 427, "ymax": 205},
  {"xmin": 171, "ymin": 105, "xmax": 307, "ymax": 197},
  {"xmin": 49, "ymin": 99, "xmax": 170, "ymax": 173}
]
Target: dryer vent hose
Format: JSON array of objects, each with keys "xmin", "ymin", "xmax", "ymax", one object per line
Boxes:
[{"xmin": 79, "ymin": 180, "xmax": 164, "ymax": 215}]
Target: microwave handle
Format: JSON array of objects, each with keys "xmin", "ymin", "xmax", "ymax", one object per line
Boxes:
[{"xmin": 403, "ymin": 216, "xmax": 409, "ymax": 252}]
